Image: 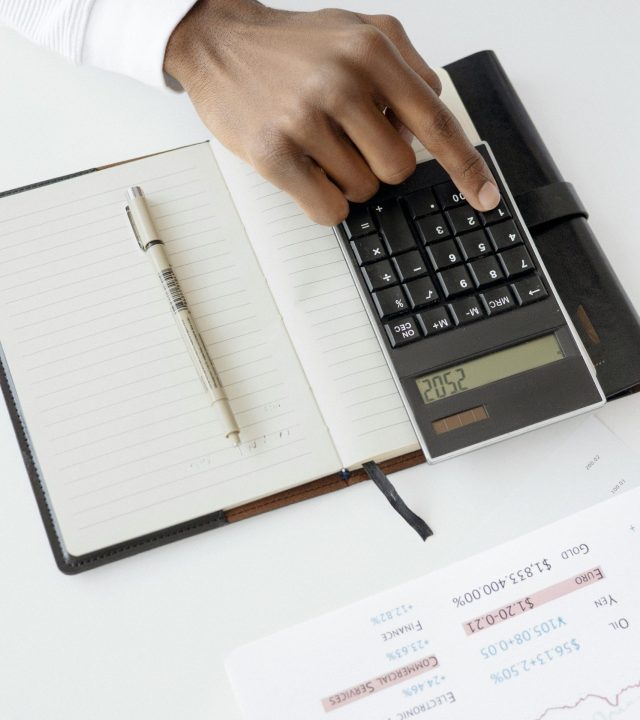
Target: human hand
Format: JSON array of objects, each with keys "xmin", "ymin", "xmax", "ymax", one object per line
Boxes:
[{"xmin": 165, "ymin": 0, "xmax": 500, "ymax": 225}]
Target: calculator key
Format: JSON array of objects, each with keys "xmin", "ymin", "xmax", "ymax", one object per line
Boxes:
[
  {"xmin": 433, "ymin": 180, "xmax": 467, "ymax": 209},
  {"xmin": 392, "ymin": 250, "xmax": 428, "ymax": 281},
  {"xmin": 511, "ymin": 275, "xmax": 548, "ymax": 305},
  {"xmin": 437, "ymin": 266, "xmax": 474, "ymax": 298},
  {"xmin": 385, "ymin": 316, "xmax": 422, "ymax": 347},
  {"xmin": 404, "ymin": 189, "xmax": 439, "ymax": 218},
  {"xmin": 480, "ymin": 285, "xmax": 516, "ymax": 316},
  {"xmin": 374, "ymin": 200, "xmax": 416, "ymax": 255},
  {"xmin": 417, "ymin": 306, "xmax": 453, "ymax": 336},
  {"xmin": 487, "ymin": 220, "xmax": 523, "ymax": 251},
  {"xmin": 404, "ymin": 277, "xmax": 439, "ymax": 309},
  {"xmin": 415, "ymin": 213, "xmax": 451, "ymax": 244},
  {"xmin": 372, "ymin": 286, "xmax": 409, "ymax": 318},
  {"xmin": 448, "ymin": 296, "xmax": 484, "ymax": 325},
  {"xmin": 468, "ymin": 256, "xmax": 504, "ymax": 288},
  {"xmin": 446, "ymin": 205, "xmax": 480, "ymax": 235},
  {"xmin": 456, "ymin": 229, "xmax": 492, "ymax": 260},
  {"xmin": 426, "ymin": 239, "xmax": 463, "ymax": 271},
  {"xmin": 350, "ymin": 236, "xmax": 387, "ymax": 265},
  {"xmin": 361, "ymin": 260, "xmax": 397, "ymax": 291},
  {"xmin": 343, "ymin": 204, "xmax": 375, "ymax": 238},
  {"xmin": 479, "ymin": 199, "xmax": 511, "ymax": 226},
  {"xmin": 499, "ymin": 245, "xmax": 535, "ymax": 278}
]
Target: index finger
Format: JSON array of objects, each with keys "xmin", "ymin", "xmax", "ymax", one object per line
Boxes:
[{"xmin": 376, "ymin": 57, "xmax": 501, "ymax": 212}]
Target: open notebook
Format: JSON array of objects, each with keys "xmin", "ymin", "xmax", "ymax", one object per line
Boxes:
[{"xmin": 0, "ymin": 72, "xmax": 480, "ymax": 571}]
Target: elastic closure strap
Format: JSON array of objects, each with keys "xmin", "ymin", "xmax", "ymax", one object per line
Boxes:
[
  {"xmin": 362, "ymin": 461, "xmax": 433, "ymax": 541},
  {"xmin": 514, "ymin": 181, "xmax": 587, "ymax": 230}
]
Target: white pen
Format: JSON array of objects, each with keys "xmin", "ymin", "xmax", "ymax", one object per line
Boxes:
[{"xmin": 125, "ymin": 186, "xmax": 240, "ymax": 446}]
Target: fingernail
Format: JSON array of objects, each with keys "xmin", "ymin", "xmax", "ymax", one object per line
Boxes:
[{"xmin": 478, "ymin": 181, "xmax": 500, "ymax": 211}]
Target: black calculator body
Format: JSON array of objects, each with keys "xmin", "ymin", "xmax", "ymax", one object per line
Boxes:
[{"xmin": 334, "ymin": 143, "xmax": 604, "ymax": 462}]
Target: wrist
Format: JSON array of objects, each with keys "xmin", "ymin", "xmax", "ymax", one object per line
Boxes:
[{"xmin": 164, "ymin": 0, "xmax": 273, "ymax": 92}]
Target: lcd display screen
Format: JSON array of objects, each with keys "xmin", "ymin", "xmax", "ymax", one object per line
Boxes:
[{"xmin": 415, "ymin": 334, "xmax": 565, "ymax": 405}]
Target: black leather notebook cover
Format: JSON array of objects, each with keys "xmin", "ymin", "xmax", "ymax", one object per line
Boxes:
[{"xmin": 445, "ymin": 50, "xmax": 640, "ymax": 398}]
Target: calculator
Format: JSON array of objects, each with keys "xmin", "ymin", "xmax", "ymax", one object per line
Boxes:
[{"xmin": 334, "ymin": 142, "xmax": 605, "ymax": 462}]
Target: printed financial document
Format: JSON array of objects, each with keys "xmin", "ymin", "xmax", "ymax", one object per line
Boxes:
[{"xmin": 227, "ymin": 453, "xmax": 640, "ymax": 719}]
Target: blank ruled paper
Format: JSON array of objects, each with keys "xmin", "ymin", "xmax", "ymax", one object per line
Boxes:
[
  {"xmin": 0, "ymin": 144, "xmax": 339, "ymax": 556},
  {"xmin": 213, "ymin": 144, "xmax": 420, "ymax": 468}
]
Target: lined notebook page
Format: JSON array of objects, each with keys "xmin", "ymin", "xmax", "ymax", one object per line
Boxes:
[
  {"xmin": 0, "ymin": 143, "xmax": 339, "ymax": 557},
  {"xmin": 213, "ymin": 144, "xmax": 418, "ymax": 468}
]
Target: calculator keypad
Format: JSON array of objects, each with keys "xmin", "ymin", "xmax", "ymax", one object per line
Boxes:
[{"xmin": 343, "ymin": 172, "xmax": 546, "ymax": 349}]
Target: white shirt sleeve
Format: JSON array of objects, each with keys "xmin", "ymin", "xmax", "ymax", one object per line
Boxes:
[
  {"xmin": 0, "ymin": 0, "xmax": 197, "ymax": 90},
  {"xmin": 84, "ymin": 0, "xmax": 197, "ymax": 89},
  {"xmin": 0, "ymin": 0, "xmax": 96, "ymax": 63}
]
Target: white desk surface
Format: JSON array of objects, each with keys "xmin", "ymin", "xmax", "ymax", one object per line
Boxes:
[{"xmin": 0, "ymin": 2, "xmax": 639, "ymax": 718}]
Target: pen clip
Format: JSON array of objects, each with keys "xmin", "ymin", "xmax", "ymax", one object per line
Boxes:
[{"xmin": 125, "ymin": 205, "xmax": 145, "ymax": 251}]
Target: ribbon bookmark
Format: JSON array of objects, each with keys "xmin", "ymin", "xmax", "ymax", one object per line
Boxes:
[{"xmin": 362, "ymin": 461, "xmax": 433, "ymax": 541}]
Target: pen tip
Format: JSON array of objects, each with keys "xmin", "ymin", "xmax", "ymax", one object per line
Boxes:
[{"xmin": 228, "ymin": 431, "xmax": 241, "ymax": 447}]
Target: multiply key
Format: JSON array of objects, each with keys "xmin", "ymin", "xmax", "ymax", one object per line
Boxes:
[
  {"xmin": 375, "ymin": 199, "xmax": 416, "ymax": 255},
  {"xmin": 351, "ymin": 235, "xmax": 387, "ymax": 265}
]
